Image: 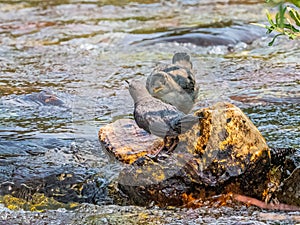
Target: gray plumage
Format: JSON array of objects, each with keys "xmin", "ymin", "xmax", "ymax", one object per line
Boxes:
[
  {"xmin": 146, "ymin": 52, "xmax": 198, "ymax": 114},
  {"xmin": 128, "ymin": 80, "xmax": 199, "ymax": 139}
]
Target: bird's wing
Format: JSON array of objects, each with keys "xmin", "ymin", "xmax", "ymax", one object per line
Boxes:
[
  {"xmin": 135, "ymin": 98, "xmax": 172, "ymax": 137},
  {"xmin": 148, "ymin": 120, "xmax": 170, "ymax": 137},
  {"xmin": 169, "ymin": 69, "xmax": 195, "ymax": 91},
  {"xmin": 161, "ymin": 65, "xmax": 196, "ymax": 97}
]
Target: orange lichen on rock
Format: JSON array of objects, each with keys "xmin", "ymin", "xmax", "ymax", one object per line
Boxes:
[
  {"xmin": 194, "ymin": 102, "xmax": 270, "ymax": 160},
  {"xmin": 181, "ymin": 193, "xmax": 203, "ymax": 208},
  {"xmin": 180, "ymin": 102, "xmax": 271, "ymax": 185}
]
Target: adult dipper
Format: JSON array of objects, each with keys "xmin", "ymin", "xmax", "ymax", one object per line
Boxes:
[
  {"xmin": 128, "ymin": 80, "xmax": 199, "ymax": 157},
  {"xmin": 146, "ymin": 52, "xmax": 198, "ymax": 114}
]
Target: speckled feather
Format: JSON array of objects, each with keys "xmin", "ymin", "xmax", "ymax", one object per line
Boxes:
[{"xmin": 146, "ymin": 52, "xmax": 198, "ymax": 113}]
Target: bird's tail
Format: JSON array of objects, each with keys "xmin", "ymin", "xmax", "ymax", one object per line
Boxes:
[{"xmin": 174, "ymin": 114, "xmax": 200, "ymax": 134}]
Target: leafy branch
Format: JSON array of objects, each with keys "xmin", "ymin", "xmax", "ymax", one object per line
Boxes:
[{"xmin": 255, "ymin": 0, "xmax": 300, "ymax": 45}]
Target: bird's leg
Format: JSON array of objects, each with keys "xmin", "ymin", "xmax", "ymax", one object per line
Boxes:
[
  {"xmin": 165, "ymin": 136, "xmax": 179, "ymax": 154},
  {"xmin": 146, "ymin": 136, "xmax": 179, "ymax": 160},
  {"xmin": 146, "ymin": 137, "xmax": 172, "ymax": 160}
]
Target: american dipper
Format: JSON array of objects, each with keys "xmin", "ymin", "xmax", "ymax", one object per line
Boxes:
[
  {"xmin": 128, "ymin": 80, "xmax": 199, "ymax": 157},
  {"xmin": 146, "ymin": 52, "xmax": 198, "ymax": 114}
]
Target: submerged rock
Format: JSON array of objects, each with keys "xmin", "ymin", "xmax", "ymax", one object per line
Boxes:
[
  {"xmin": 99, "ymin": 102, "xmax": 290, "ymax": 207},
  {"xmin": 24, "ymin": 90, "xmax": 64, "ymax": 106},
  {"xmin": 135, "ymin": 24, "xmax": 266, "ymax": 47},
  {"xmin": 0, "ymin": 164, "xmax": 111, "ymax": 206},
  {"xmin": 0, "ymin": 143, "xmax": 112, "ymax": 210}
]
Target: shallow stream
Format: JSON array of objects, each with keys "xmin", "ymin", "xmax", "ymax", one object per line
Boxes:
[{"xmin": 0, "ymin": 0, "xmax": 299, "ymax": 224}]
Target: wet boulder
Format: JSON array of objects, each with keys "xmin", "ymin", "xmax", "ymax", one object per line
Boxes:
[
  {"xmin": 0, "ymin": 146, "xmax": 112, "ymax": 209},
  {"xmin": 99, "ymin": 102, "xmax": 274, "ymax": 207},
  {"xmin": 0, "ymin": 163, "xmax": 111, "ymax": 206}
]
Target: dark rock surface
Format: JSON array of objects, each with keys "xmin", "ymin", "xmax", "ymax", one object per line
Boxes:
[
  {"xmin": 0, "ymin": 141, "xmax": 113, "ymax": 209},
  {"xmin": 276, "ymin": 167, "xmax": 300, "ymax": 206}
]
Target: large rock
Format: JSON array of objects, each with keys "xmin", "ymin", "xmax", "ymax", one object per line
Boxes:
[{"xmin": 99, "ymin": 102, "xmax": 272, "ymax": 206}]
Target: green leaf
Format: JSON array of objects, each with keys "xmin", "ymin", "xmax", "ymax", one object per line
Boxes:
[
  {"xmin": 251, "ymin": 22, "xmax": 269, "ymax": 29},
  {"xmin": 288, "ymin": 8, "xmax": 300, "ymax": 26},
  {"xmin": 266, "ymin": 10, "xmax": 276, "ymax": 26},
  {"xmin": 277, "ymin": 4, "xmax": 287, "ymax": 28},
  {"xmin": 264, "ymin": 0, "xmax": 300, "ymax": 44},
  {"xmin": 283, "ymin": 23, "xmax": 300, "ymax": 32},
  {"xmin": 268, "ymin": 33, "xmax": 284, "ymax": 46}
]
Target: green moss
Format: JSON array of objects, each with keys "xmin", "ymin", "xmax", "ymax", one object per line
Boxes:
[{"xmin": 1, "ymin": 193, "xmax": 79, "ymax": 212}]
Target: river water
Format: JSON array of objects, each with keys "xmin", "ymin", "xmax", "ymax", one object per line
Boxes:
[{"xmin": 0, "ymin": 0, "xmax": 299, "ymax": 224}]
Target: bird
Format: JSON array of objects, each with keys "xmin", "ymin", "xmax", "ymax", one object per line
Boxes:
[
  {"xmin": 146, "ymin": 52, "xmax": 198, "ymax": 114},
  {"xmin": 128, "ymin": 79, "xmax": 200, "ymax": 158}
]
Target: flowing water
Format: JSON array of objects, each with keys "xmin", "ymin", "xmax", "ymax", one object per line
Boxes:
[{"xmin": 0, "ymin": 0, "xmax": 299, "ymax": 224}]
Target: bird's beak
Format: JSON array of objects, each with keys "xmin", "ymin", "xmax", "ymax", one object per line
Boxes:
[{"xmin": 125, "ymin": 80, "xmax": 129, "ymax": 85}]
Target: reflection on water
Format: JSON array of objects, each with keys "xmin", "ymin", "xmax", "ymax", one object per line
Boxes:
[{"xmin": 0, "ymin": 0, "xmax": 299, "ymax": 222}]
